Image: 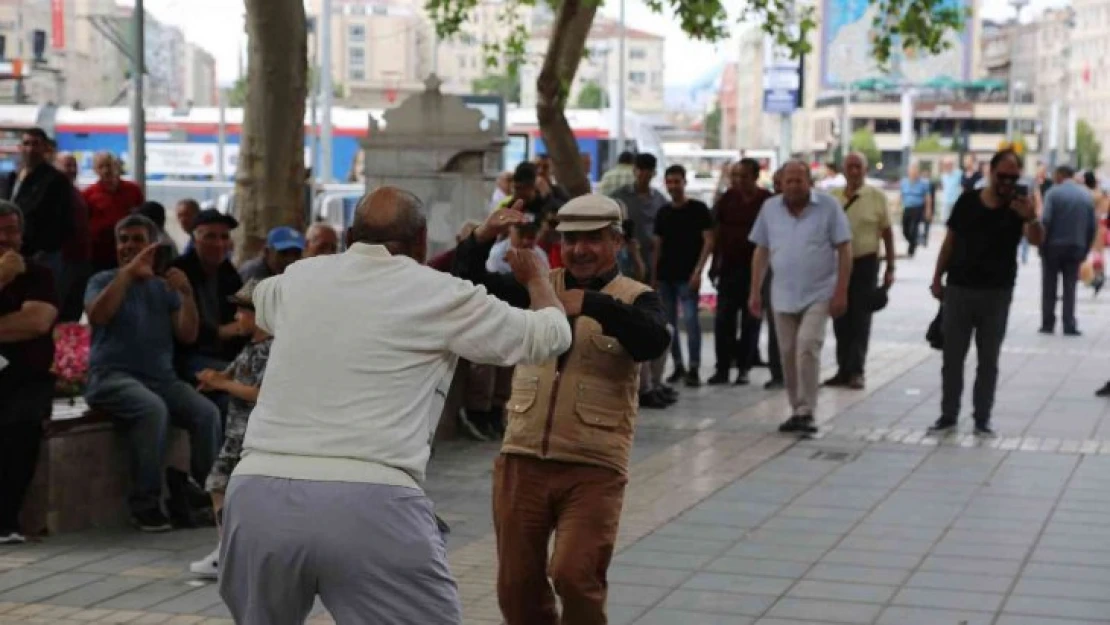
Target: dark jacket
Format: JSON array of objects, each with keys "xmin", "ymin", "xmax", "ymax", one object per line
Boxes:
[
  {"xmin": 171, "ymin": 250, "xmax": 245, "ymax": 362},
  {"xmin": 3, "ymin": 163, "xmax": 75, "ymax": 257}
]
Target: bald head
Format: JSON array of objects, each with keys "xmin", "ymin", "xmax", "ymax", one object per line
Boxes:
[
  {"xmin": 780, "ymin": 160, "xmax": 812, "ymax": 208},
  {"xmin": 305, "ymin": 222, "xmax": 339, "ymax": 257},
  {"xmin": 844, "ymin": 152, "xmax": 867, "ymax": 188},
  {"xmin": 348, "ymin": 186, "xmax": 427, "ymax": 261}
]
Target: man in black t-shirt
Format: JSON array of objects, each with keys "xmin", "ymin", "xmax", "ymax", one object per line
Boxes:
[
  {"xmin": 0, "ymin": 202, "xmax": 59, "ymax": 543},
  {"xmin": 929, "ymin": 150, "xmax": 1044, "ymax": 437},
  {"xmin": 653, "ymin": 165, "xmax": 714, "ymax": 387}
]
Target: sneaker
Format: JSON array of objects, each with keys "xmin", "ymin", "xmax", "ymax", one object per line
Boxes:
[
  {"xmin": 927, "ymin": 418, "xmax": 957, "ymax": 435},
  {"xmin": 822, "ymin": 373, "xmax": 849, "ymax": 387},
  {"xmin": 796, "ymin": 415, "xmax": 818, "ymax": 435},
  {"xmin": 1096, "ymin": 382, "xmax": 1110, "ymax": 398},
  {"xmin": 974, "ymin": 423, "xmax": 996, "ymax": 437},
  {"xmin": 457, "ymin": 409, "xmax": 490, "ymax": 442},
  {"xmin": 132, "ymin": 509, "xmax": 172, "ymax": 533},
  {"xmin": 189, "ymin": 547, "xmax": 219, "ymax": 579},
  {"xmin": 706, "ymin": 371, "xmax": 731, "ymax": 385},
  {"xmin": 764, "ymin": 378, "xmax": 784, "ymax": 390},
  {"xmin": 684, "ymin": 370, "xmax": 701, "ymax": 388},
  {"xmin": 0, "ymin": 530, "xmax": 26, "ymax": 545},
  {"xmin": 665, "ymin": 367, "xmax": 686, "ymax": 385},
  {"xmin": 734, "ymin": 370, "xmax": 750, "ymax": 386}
]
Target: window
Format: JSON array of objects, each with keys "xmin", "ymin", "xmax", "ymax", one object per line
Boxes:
[
  {"xmin": 630, "ymin": 47, "xmax": 646, "ymax": 60},
  {"xmin": 348, "ymin": 46, "xmax": 365, "ymax": 68},
  {"xmin": 348, "ymin": 24, "xmax": 365, "ymax": 42},
  {"xmin": 348, "ymin": 68, "xmax": 365, "ymax": 81},
  {"xmin": 629, "ymin": 71, "xmax": 646, "ymax": 84}
]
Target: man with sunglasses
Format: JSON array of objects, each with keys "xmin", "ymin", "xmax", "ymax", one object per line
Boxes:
[{"xmin": 929, "ymin": 149, "xmax": 1044, "ymax": 437}]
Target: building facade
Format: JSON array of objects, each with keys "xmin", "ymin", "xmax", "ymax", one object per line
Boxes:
[{"xmin": 1068, "ymin": 0, "xmax": 1110, "ymax": 157}]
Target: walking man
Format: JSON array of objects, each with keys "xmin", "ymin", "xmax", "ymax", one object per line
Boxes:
[
  {"xmin": 749, "ymin": 161, "xmax": 852, "ymax": 434},
  {"xmin": 709, "ymin": 158, "xmax": 772, "ymax": 386},
  {"xmin": 654, "ymin": 164, "xmax": 713, "ymax": 386},
  {"xmin": 1039, "ymin": 164, "xmax": 1095, "ymax": 336},
  {"xmin": 899, "ymin": 163, "xmax": 932, "ymax": 258},
  {"xmin": 826, "ymin": 153, "xmax": 896, "ymax": 390},
  {"xmin": 930, "ymin": 149, "xmax": 1043, "ymax": 436},
  {"xmin": 219, "ymin": 188, "xmax": 572, "ymax": 624},
  {"xmin": 453, "ymin": 194, "xmax": 670, "ymax": 625}
]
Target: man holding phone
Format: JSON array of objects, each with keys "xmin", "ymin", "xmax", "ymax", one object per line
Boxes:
[{"xmin": 929, "ymin": 149, "xmax": 1044, "ymax": 437}]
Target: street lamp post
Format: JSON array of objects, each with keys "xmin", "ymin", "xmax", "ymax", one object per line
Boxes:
[
  {"xmin": 616, "ymin": 0, "xmax": 626, "ymax": 153},
  {"xmin": 1005, "ymin": 0, "xmax": 1029, "ymax": 141}
]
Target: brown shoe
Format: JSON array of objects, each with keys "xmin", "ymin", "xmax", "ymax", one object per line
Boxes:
[{"xmin": 848, "ymin": 375, "xmax": 865, "ymax": 390}]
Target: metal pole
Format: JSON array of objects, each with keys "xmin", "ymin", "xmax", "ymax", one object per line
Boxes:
[
  {"xmin": 1005, "ymin": 0, "xmax": 1027, "ymax": 141},
  {"xmin": 309, "ymin": 18, "xmax": 319, "ymax": 183},
  {"xmin": 1047, "ymin": 99, "xmax": 1059, "ymax": 168},
  {"xmin": 840, "ymin": 82, "xmax": 851, "ymax": 161},
  {"xmin": 15, "ymin": 0, "xmax": 24, "ymax": 103},
  {"xmin": 129, "ymin": 0, "xmax": 145, "ymax": 191},
  {"xmin": 319, "ymin": 0, "xmax": 334, "ymax": 183},
  {"xmin": 217, "ymin": 88, "xmax": 227, "ymax": 181},
  {"xmin": 900, "ymin": 89, "xmax": 914, "ymax": 175},
  {"xmin": 777, "ymin": 114, "xmax": 791, "ymax": 166},
  {"xmin": 616, "ymin": 0, "xmax": 625, "ymax": 153}
]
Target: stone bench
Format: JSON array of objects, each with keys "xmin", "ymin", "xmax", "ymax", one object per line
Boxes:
[{"xmin": 19, "ymin": 398, "xmax": 191, "ymax": 536}]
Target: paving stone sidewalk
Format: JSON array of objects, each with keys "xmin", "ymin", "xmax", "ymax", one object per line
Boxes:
[{"xmin": 3, "ymin": 228, "xmax": 1110, "ymax": 624}]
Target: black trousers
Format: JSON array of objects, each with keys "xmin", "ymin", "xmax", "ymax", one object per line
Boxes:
[
  {"xmin": 832, "ymin": 254, "xmax": 879, "ymax": 378},
  {"xmin": 714, "ymin": 269, "xmax": 763, "ymax": 374},
  {"xmin": 763, "ymin": 270, "xmax": 784, "ymax": 381},
  {"xmin": 0, "ymin": 421, "xmax": 44, "ymax": 533},
  {"xmin": 902, "ymin": 207, "xmax": 924, "ymax": 257},
  {"xmin": 1041, "ymin": 245, "xmax": 1084, "ymax": 332}
]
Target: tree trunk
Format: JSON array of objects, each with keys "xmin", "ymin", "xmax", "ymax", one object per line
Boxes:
[
  {"xmin": 236, "ymin": 0, "xmax": 308, "ymax": 263},
  {"xmin": 535, "ymin": 0, "xmax": 597, "ymax": 198}
]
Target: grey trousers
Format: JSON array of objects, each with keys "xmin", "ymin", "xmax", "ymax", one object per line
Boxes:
[
  {"xmin": 219, "ymin": 475, "xmax": 461, "ymax": 625},
  {"xmin": 940, "ymin": 285, "xmax": 1013, "ymax": 425},
  {"xmin": 1040, "ymin": 245, "xmax": 1084, "ymax": 332}
]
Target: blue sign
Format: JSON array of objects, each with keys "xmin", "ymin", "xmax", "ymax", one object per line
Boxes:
[{"xmin": 763, "ymin": 88, "xmax": 799, "ymax": 114}]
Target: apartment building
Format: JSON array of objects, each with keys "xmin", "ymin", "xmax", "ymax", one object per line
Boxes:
[
  {"xmin": 1068, "ymin": 0, "xmax": 1110, "ymax": 153},
  {"xmin": 718, "ymin": 27, "xmax": 777, "ymax": 150},
  {"xmin": 518, "ymin": 17, "xmax": 666, "ymax": 115},
  {"xmin": 184, "ymin": 42, "xmax": 217, "ymax": 107}
]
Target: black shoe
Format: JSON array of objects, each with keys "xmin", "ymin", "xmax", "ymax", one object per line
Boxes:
[
  {"xmin": 1038, "ymin": 327, "xmax": 1054, "ymax": 335},
  {"xmin": 458, "ymin": 410, "xmax": 490, "ymax": 442},
  {"xmin": 639, "ymin": 391, "xmax": 670, "ymax": 409},
  {"xmin": 974, "ymin": 423, "xmax": 996, "ymax": 437},
  {"xmin": 927, "ymin": 418, "xmax": 957, "ymax": 435},
  {"xmin": 684, "ymin": 370, "xmax": 701, "ymax": 388},
  {"xmin": 706, "ymin": 371, "xmax": 731, "ymax": 385},
  {"xmin": 165, "ymin": 468, "xmax": 213, "ymax": 529},
  {"xmin": 734, "ymin": 370, "xmax": 750, "ymax": 386},
  {"xmin": 657, "ymin": 385, "xmax": 678, "ymax": 401},
  {"xmin": 1064, "ymin": 328, "xmax": 1082, "ymax": 337},
  {"xmin": 822, "ymin": 373, "xmax": 850, "ymax": 387},
  {"xmin": 1096, "ymin": 382, "xmax": 1110, "ymax": 398},
  {"xmin": 665, "ymin": 367, "xmax": 686, "ymax": 385},
  {"xmin": 778, "ymin": 415, "xmax": 803, "ymax": 433},
  {"xmin": 132, "ymin": 509, "xmax": 172, "ymax": 533},
  {"xmin": 796, "ymin": 415, "xmax": 818, "ymax": 435},
  {"xmin": 752, "ymin": 357, "xmax": 769, "ymax": 369},
  {"xmin": 764, "ymin": 378, "xmax": 784, "ymax": 390}
]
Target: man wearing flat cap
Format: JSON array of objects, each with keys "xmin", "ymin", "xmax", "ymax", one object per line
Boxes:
[{"xmin": 453, "ymin": 195, "xmax": 671, "ymax": 625}]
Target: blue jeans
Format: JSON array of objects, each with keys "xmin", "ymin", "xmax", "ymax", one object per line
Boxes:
[
  {"xmin": 659, "ymin": 281, "xmax": 701, "ymax": 370},
  {"xmin": 86, "ymin": 370, "xmax": 222, "ymax": 514},
  {"xmin": 179, "ymin": 353, "xmax": 231, "ymax": 420}
]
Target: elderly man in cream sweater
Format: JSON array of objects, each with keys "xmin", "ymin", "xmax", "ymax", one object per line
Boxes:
[{"xmin": 218, "ymin": 188, "xmax": 571, "ymax": 625}]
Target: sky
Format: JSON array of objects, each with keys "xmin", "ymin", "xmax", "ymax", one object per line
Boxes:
[{"xmin": 129, "ymin": 0, "xmax": 1067, "ymax": 88}]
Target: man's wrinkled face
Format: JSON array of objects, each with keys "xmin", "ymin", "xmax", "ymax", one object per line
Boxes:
[
  {"xmin": 664, "ymin": 173, "xmax": 685, "ymax": 201},
  {"xmin": 0, "ymin": 213, "xmax": 21, "ymax": 255},
  {"xmin": 265, "ymin": 247, "xmax": 302, "ymax": 274},
  {"xmin": 844, "ymin": 155, "xmax": 866, "ymax": 187},
  {"xmin": 116, "ymin": 226, "xmax": 151, "ymax": 266},
  {"xmin": 194, "ymin": 223, "xmax": 231, "ymax": 266},
  {"xmin": 562, "ymin": 228, "xmax": 619, "ymax": 282},
  {"xmin": 781, "ymin": 165, "xmax": 811, "ymax": 206}
]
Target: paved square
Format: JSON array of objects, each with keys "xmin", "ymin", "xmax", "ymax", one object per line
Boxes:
[{"xmin": 5, "ymin": 232, "xmax": 1110, "ymax": 624}]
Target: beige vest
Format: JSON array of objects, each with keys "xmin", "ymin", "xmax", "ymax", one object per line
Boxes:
[{"xmin": 500, "ymin": 268, "xmax": 650, "ymax": 475}]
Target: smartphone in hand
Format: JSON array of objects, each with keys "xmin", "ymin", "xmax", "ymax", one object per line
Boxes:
[{"xmin": 153, "ymin": 245, "xmax": 175, "ymax": 276}]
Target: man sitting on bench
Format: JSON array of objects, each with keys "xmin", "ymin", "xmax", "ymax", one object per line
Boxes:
[{"xmin": 84, "ymin": 214, "xmax": 221, "ymax": 532}]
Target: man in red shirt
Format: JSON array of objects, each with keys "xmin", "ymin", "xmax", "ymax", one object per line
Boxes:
[
  {"xmin": 83, "ymin": 152, "xmax": 144, "ymax": 273},
  {"xmin": 709, "ymin": 158, "xmax": 772, "ymax": 386}
]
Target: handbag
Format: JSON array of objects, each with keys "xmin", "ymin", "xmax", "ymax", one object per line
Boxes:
[{"xmin": 926, "ymin": 305, "xmax": 944, "ymax": 350}]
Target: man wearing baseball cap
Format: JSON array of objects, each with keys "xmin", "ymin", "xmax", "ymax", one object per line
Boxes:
[
  {"xmin": 453, "ymin": 194, "xmax": 670, "ymax": 625},
  {"xmin": 239, "ymin": 226, "xmax": 306, "ymax": 281}
]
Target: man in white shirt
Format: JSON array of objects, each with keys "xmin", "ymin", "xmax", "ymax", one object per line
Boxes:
[{"xmin": 218, "ymin": 187, "xmax": 572, "ymax": 625}]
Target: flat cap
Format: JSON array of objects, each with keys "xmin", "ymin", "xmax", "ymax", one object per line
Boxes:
[{"xmin": 555, "ymin": 194, "xmax": 623, "ymax": 232}]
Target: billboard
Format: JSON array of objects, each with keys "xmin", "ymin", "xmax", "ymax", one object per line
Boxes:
[
  {"xmin": 763, "ymin": 36, "xmax": 802, "ymax": 114},
  {"xmin": 819, "ymin": 0, "xmax": 972, "ymax": 89}
]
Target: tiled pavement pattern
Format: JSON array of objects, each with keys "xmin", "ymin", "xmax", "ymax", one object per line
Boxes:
[{"xmin": 4, "ymin": 229, "xmax": 1110, "ymax": 624}]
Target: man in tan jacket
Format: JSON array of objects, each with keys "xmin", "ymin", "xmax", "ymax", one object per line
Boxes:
[{"xmin": 453, "ymin": 195, "xmax": 670, "ymax": 625}]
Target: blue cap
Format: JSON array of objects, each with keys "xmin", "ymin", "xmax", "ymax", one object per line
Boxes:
[{"xmin": 267, "ymin": 226, "xmax": 306, "ymax": 252}]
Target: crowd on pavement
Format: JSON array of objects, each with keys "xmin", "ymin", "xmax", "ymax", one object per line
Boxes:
[{"xmin": 4, "ymin": 119, "xmax": 1110, "ymax": 625}]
